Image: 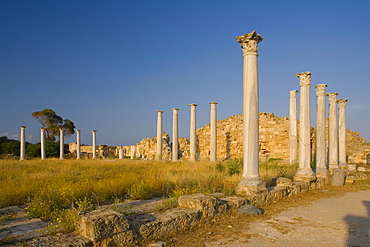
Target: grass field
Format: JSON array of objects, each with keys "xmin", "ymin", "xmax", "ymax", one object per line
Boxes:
[{"xmin": 0, "ymin": 158, "xmax": 297, "ymax": 232}]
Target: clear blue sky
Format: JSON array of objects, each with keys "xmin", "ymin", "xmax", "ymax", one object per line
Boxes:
[{"xmin": 1, "ymin": 0, "xmax": 370, "ymax": 146}]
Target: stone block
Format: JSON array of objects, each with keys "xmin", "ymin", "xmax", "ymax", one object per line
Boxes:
[
  {"xmin": 76, "ymin": 209, "xmax": 129, "ymax": 242},
  {"xmin": 138, "ymin": 208, "xmax": 200, "ymax": 238},
  {"xmin": 331, "ymin": 169, "xmax": 346, "ymax": 186},
  {"xmin": 237, "ymin": 205, "xmax": 264, "ymax": 215},
  {"xmin": 220, "ymin": 196, "xmax": 248, "ymax": 210},
  {"xmin": 178, "ymin": 193, "xmax": 218, "ymax": 218},
  {"xmin": 276, "ymin": 177, "xmax": 293, "ymax": 186},
  {"xmin": 347, "ymin": 164, "xmax": 357, "ymax": 172}
]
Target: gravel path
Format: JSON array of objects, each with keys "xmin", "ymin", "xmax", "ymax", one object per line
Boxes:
[{"xmin": 205, "ymin": 190, "xmax": 370, "ymax": 247}]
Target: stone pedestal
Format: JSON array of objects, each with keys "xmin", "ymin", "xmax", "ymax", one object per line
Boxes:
[
  {"xmin": 76, "ymin": 130, "xmax": 81, "ymax": 159},
  {"xmin": 189, "ymin": 104, "xmax": 198, "ymax": 161},
  {"xmin": 338, "ymin": 99, "xmax": 348, "ymax": 168},
  {"xmin": 328, "ymin": 92, "xmax": 339, "ymax": 171},
  {"xmin": 60, "ymin": 128, "xmax": 64, "ymax": 160},
  {"xmin": 289, "ymin": 90, "xmax": 298, "ymax": 164},
  {"xmin": 92, "ymin": 130, "xmax": 97, "ymax": 159},
  {"xmin": 20, "ymin": 126, "xmax": 26, "ymax": 161},
  {"xmin": 315, "ymin": 84, "xmax": 329, "ymax": 178},
  {"xmin": 40, "ymin": 128, "xmax": 46, "ymax": 160},
  {"xmin": 209, "ymin": 102, "xmax": 218, "ymax": 161},
  {"xmin": 156, "ymin": 111, "xmax": 163, "ymax": 160},
  {"xmin": 172, "ymin": 108, "xmax": 179, "ymax": 161},
  {"xmin": 235, "ymin": 31, "xmax": 266, "ymax": 194},
  {"xmin": 294, "ymin": 72, "xmax": 316, "ymax": 182}
]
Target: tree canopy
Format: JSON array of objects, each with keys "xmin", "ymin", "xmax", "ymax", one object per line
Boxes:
[{"xmin": 31, "ymin": 109, "xmax": 75, "ymax": 141}]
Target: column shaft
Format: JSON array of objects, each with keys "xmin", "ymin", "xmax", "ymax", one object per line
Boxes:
[
  {"xmin": 210, "ymin": 102, "xmax": 218, "ymax": 161},
  {"xmin": 328, "ymin": 93, "xmax": 339, "ymax": 170},
  {"xmin": 172, "ymin": 109, "xmax": 179, "ymax": 161},
  {"xmin": 76, "ymin": 130, "xmax": 81, "ymax": 159},
  {"xmin": 119, "ymin": 148, "xmax": 124, "ymax": 159},
  {"xmin": 20, "ymin": 126, "xmax": 26, "ymax": 161},
  {"xmin": 338, "ymin": 99, "xmax": 348, "ymax": 167},
  {"xmin": 235, "ymin": 30, "xmax": 266, "ymax": 194},
  {"xmin": 40, "ymin": 128, "xmax": 46, "ymax": 159},
  {"xmin": 189, "ymin": 104, "xmax": 197, "ymax": 161},
  {"xmin": 60, "ymin": 128, "xmax": 64, "ymax": 159},
  {"xmin": 92, "ymin": 130, "xmax": 97, "ymax": 159},
  {"xmin": 156, "ymin": 111, "xmax": 163, "ymax": 160},
  {"xmin": 315, "ymin": 84, "xmax": 329, "ymax": 176},
  {"xmin": 294, "ymin": 72, "xmax": 315, "ymax": 182},
  {"xmin": 289, "ymin": 90, "xmax": 298, "ymax": 164}
]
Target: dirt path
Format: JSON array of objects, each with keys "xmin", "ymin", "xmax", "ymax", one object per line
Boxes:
[{"xmin": 205, "ymin": 190, "xmax": 370, "ymax": 246}]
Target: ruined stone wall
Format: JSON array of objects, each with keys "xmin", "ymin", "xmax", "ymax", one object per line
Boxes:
[{"xmin": 69, "ymin": 112, "xmax": 369, "ymax": 163}]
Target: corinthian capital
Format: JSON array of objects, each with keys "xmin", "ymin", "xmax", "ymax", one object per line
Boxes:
[
  {"xmin": 327, "ymin": 92, "xmax": 338, "ymax": 103},
  {"xmin": 236, "ymin": 30, "xmax": 263, "ymax": 56},
  {"xmin": 337, "ymin": 99, "xmax": 348, "ymax": 108},
  {"xmin": 315, "ymin": 84, "xmax": 327, "ymax": 96},
  {"xmin": 296, "ymin": 72, "xmax": 311, "ymax": 87}
]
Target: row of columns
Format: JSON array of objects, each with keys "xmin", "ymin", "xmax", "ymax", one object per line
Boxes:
[
  {"xmin": 155, "ymin": 102, "xmax": 218, "ymax": 161},
  {"xmin": 288, "ymin": 74, "xmax": 348, "ymax": 181},
  {"xmin": 18, "ymin": 127, "xmax": 98, "ymax": 160}
]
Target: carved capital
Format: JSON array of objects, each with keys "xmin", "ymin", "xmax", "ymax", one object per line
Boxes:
[
  {"xmin": 315, "ymin": 84, "xmax": 327, "ymax": 96},
  {"xmin": 289, "ymin": 90, "xmax": 298, "ymax": 98},
  {"xmin": 157, "ymin": 111, "xmax": 163, "ymax": 114},
  {"xmin": 296, "ymin": 72, "xmax": 311, "ymax": 87},
  {"xmin": 337, "ymin": 99, "xmax": 348, "ymax": 108},
  {"xmin": 327, "ymin": 92, "xmax": 338, "ymax": 103},
  {"xmin": 236, "ymin": 30, "xmax": 263, "ymax": 56},
  {"xmin": 189, "ymin": 104, "xmax": 198, "ymax": 107}
]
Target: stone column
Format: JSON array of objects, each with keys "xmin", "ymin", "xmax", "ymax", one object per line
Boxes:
[
  {"xmin": 40, "ymin": 128, "xmax": 46, "ymax": 160},
  {"xmin": 328, "ymin": 92, "xmax": 339, "ymax": 171},
  {"xmin": 130, "ymin": 146, "xmax": 136, "ymax": 159},
  {"xmin": 209, "ymin": 102, "xmax": 218, "ymax": 161},
  {"xmin": 172, "ymin": 108, "xmax": 180, "ymax": 161},
  {"xmin": 289, "ymin": 90, "xmax": 298, "ymax": 164},
  {"xmin": 156, "ymin": 111, "xmax": 163, "ymax": 160},
  {"xmin": 315, "ymin": 84, "xmax": 329, "ymax": 177},
  {"xmin": 338, "ymin": 99, "xmax": 348, "ymax": 168},
  {"xmin": 92, "ymin": 130, "xmax": 97, "ymax": 159},
  {"xmin": 59, "ymin": 128, "xmax": 64, "ymax": 160},
  {"xmin": 20, "ymin": 126, "xmax": 26, "ymax": 161},
  {"xmin": 189, "ymin": 104, "xmax": 198, "ymax": 161},
  {"xmin": 119, "ymin": 148, "xmax": 124, "ymax": 159},
  {"xmin": 294, "ymin": 72, "xmax": 316, "ymax": 182},
  {"xmin": 235, "ymin": 31, "xmax": 266, "ymax": 194},
  {"xmin": 76, "ymin": 130, "xmax": 81, "ymax": 159}
]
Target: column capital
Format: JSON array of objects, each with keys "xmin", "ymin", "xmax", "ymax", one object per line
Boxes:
[
  {"xmin": 327, "ymin": 92, "xmax": 338, "ymax": 103},
  {"xmin": 21, "ymin": 126, "xmax": 26, "ymax": 129},
  {"xmin": 289, "ymin": 90, "xmax": 298, "ymax": 98},
  {"xmin": 337, "ymin": 99, "xmax": 348, "ymax": 108},
  {"xmin": 315, "ymin": 84, "xmax": 327, "ymax": 96},
  {"xmin": 236, "ymin": 30, "xmax": 263, "ymax": 56},
  {"xmin": 92, "ymin": 130, "xmax": 97, "ymax": 132},
  {"xmin": 296, "ymin": 72, "xmax": 311, "ymax": 87},
  {"xmin": 172, "ymin": 108, "xmax": 180, "ymax": 111},
  {"xmin": 76, "ymin": 129, "xmax": 81, "ymax": 132},
  {"xmin": 157, "ymin": 111, "xmax": 163, "ymax": 113},
  {"xmin": 209, "ymin": 102, "xmax": 218, "ymax": 105},
  {"xmin": 189, "ymin": 104, "xmax": 198, "ymax": 107}
]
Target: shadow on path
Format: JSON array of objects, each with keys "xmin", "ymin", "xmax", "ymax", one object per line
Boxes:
[{"xmin": 345, "ymin": 201, "xmax": 370, "ymax": 247}]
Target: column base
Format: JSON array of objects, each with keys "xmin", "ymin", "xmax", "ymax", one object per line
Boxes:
[
  {"xmin": 339, "ymin": 163, "xmax": 348, "ymax": 170},
  {"xmin": 294, "ymin": 168, "xmax": 316, "ymax": 182},
  {"xmin": 316, "ymin": 170, "xmax": 331, "ymax": 185},
  {"xmin": 236, "ymin": 178, "xmax": 267, "ymax": 195},
  {"xmin": 329, "ymin": 164, "xmax": 339, "ymax": 173}
]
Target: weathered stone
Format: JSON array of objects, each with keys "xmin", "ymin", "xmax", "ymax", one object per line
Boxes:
[
  {"xmin": 237, "ymin": 205, "xmax": 264, "ymax": 215},
  {"xmin": 276, "ymin": 177, "xmax": 293, "ymax": 187},
  {"xmin": 331, "ymin": 169, "xmax": 346, "ymax": 186},
  {"xmin": 345, "ymin": 175, "xmax": 356, "ymax": 184},
  {"xmin": 178, "ymin": 193, "xmax": 218, "ymax": 218},
  {"xmin": 220, "ymin": 196, "xmax": 248, "ymax": 210},
  {"xmin": 347, "ymin": 164, "xmax": 357, "ymax": 172},
  {"xmin": 148, "ymin": 242, "xmax": 166, "ymax": 247},
  {"xmin": 358, "ymin": 166, "xmax": 370, "ymax": 172},
  {"xmin": 76, "ymin": 209, "xmax": 129, "ymax": 241}
]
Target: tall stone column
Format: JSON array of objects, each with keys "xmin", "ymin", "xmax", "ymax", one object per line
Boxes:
[
  {"xmin": 289, "ymin": 90, "xmax": 298, "ymax": 164},
  {"xmin": 92, "ymin": 130, "xmax": 97, "ymax": 159},
  {"xmin": 119, "ymin": 148, "xmax": 124, "ymax": 159},
  {"xmin": 156, "ymin": 111, "xmax": 163, "ymax": 160},
  {"xmin": 20, "ymin": 126, "xmax": 26, "ymax": 161},
  {"xmin": 172, "ymin": 108, "xmax": 180, "ymax": 161},
  {"xmin": 209, "ymin": 102, "xmax": 218, "ymax": 161},
  {"xmin": 60, "ymin": 128, "xmax": 64, "ymax": 160},
  {"xmin": 76, "ymin": 129, "xmax": 81, "ymax": 159},
  {"xmin": 315, "ymin": 84, "xmax": 329, "ymax": 177},
  {"xmin": 294, "ymin": 72, "xmax": 316, "ymax": 182},
  {"xmin": 235, "ymin": 31, "xmax": 266, "ymax": 194},
  {"xmin": 338, "ymin": 99, "xmax": 348, "ymax": 168},
  {"xmin": 130, "ymin": 146, "xmax": 136, "ymax": 159},
  {"xmin": 189, "ymin": 104, "xmax": 198, "ymax": 161},
  {"xmin": 40, "ymin": 128, "xmax": 46, "ymax": 160},
  {"xmin": 328, "ymin": 92, "xmax": 339, "ymax": 170}
]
